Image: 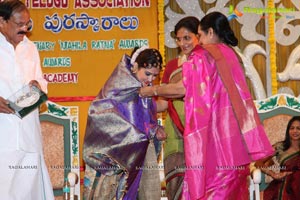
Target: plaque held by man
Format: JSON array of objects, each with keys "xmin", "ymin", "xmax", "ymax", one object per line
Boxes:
[{"xmin": 8, "ymin": 84, "xmax": 48, "ymax": 118}]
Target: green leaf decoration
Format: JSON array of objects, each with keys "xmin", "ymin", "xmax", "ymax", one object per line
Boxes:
[
  {"xmin": 47, "ymin": 103, "xmax": 68, "ymax": 116},
  {"xmin": 258, "ymin": 96, "xmax": 278, "ymax": 111}
]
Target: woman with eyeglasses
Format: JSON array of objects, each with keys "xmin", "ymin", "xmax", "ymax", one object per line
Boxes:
[{"xmin": 156, "ymin": 16, "xmax": 200, "ymax": 200}]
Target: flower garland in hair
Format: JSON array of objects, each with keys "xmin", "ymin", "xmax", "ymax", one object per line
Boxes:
[{"xmin": 130, "ymin": 45, "xmax": 149, "ymax": 65}]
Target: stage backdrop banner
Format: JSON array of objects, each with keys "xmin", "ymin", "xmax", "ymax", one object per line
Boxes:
[{"xmin": 23, "ymin": 0, "xmax": 159, "ymax": 98}]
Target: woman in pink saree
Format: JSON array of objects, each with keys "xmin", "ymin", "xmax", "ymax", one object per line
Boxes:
[
  {"xmin": 180, "ymin": 12, "xmax": 274, "ymax": 200},
  {"xmin": 140, "ymin": 12, "xmax": 274, "ymax": 200}
]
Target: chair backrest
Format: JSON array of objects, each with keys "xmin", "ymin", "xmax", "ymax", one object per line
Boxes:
[
  {"xmin": 254, "ymin": 94, "xmax": 300, "ymax": 190},
  {"xmin": 40, "ymin": 101, "xmax": 80, "ymax": 198}
]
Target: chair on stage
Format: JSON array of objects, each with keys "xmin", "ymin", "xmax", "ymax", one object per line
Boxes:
[
  {"xmin": 39, "ymin": 101, "xmax": 80, "ymax": 199},
  {"xmin": 249, "ymin": 94, "xmax": 300, "ymax": 200}
]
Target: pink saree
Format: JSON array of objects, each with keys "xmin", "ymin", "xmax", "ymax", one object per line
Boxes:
[{"xmin": 181, "ymin": 44, "xmax": 274, "ymax": 200}]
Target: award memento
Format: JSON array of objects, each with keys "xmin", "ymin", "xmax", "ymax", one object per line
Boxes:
[{"xmin": 8, "ymin": 84, "xmax": 48, "ymax": 118}]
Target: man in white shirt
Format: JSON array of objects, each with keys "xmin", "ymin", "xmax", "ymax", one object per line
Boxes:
[{"xmin": 0, "ymin": 0, "xmax": 54, "ymax": 199}]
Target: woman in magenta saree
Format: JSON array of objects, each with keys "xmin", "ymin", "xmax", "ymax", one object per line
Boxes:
[
  {"xmin": 181, "ymin": 43, "xmax": 273, "ymax": 200},
  {"xmin": 180, "ymin": 12, "xmax": 274, "ymax": 200}
]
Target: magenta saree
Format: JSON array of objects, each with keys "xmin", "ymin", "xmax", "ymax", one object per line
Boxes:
[{"xmin": 181, "ymin": 44, "xmax": 274, "ymax": 200}]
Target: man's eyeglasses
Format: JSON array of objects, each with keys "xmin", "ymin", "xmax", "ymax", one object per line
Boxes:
[{"xmin": 10, "ymin": 19, "xmax": 33, "ymax": 31}]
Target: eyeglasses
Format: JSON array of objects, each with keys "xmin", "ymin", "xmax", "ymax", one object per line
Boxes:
[
  {"xmin": 10, "ymin": 19, "xmax": 32, "ymax": 30},
  {"xmin": 175, "ymin": 35, "xmax": 193, "ymax": 43}
]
